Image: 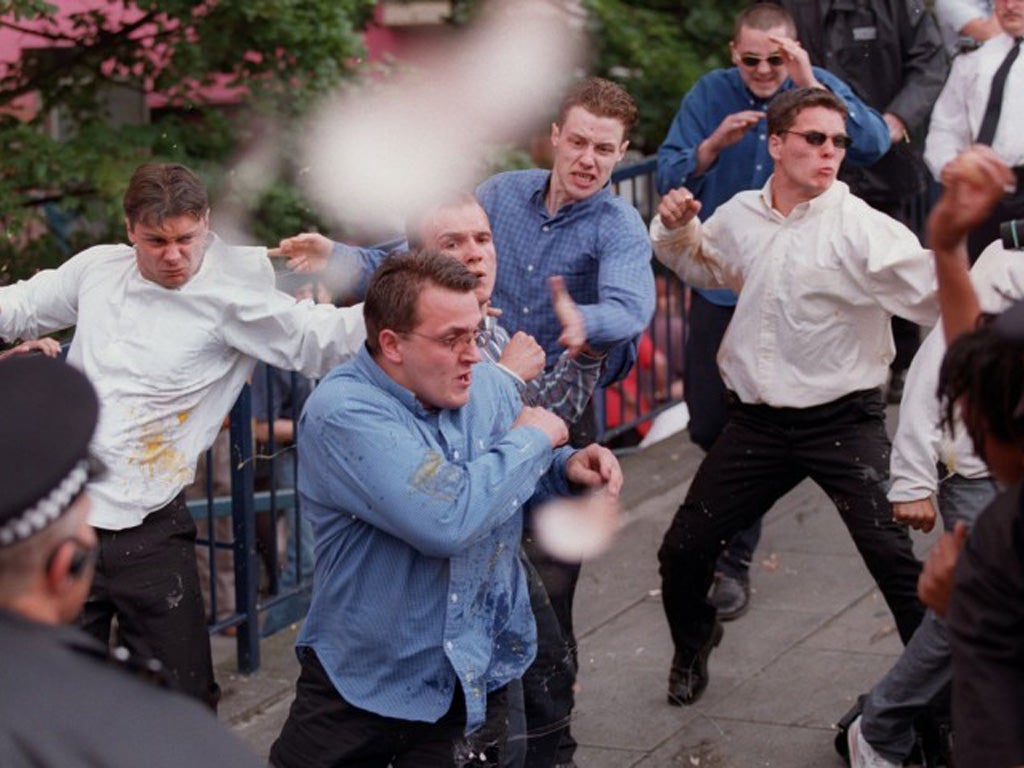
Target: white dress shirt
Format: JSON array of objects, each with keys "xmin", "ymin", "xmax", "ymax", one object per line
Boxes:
[
  {"xmin": 0, "ymin": 235, "xmax": 366, "ymax": 529},
  {"xmin": 651, "ymin": 179, "xmax": 937, "ymax": 409},
  {"xmin": 925, "ymin": 32, "xmax": 1024, "ymax": 178},
  {"xmin": 889, "ymin": 240, "xmax": 1024, "ymax": 501}
]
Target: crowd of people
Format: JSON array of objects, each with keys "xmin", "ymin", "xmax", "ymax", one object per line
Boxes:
[{"xmin": 1, "ymin": 0, "xmax": 1023, "ymax": 765}]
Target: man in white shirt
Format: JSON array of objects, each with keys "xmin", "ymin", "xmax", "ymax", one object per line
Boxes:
[
  {"xmin": 0, "ymin": 163, "xmax": 366, "ymax": 708},
  {"xmin": 925, "ymin": 0, "xmax": 1024, "ymax": 260},
  {"xmin": 650, "ymin": 87, "xmax": 934, "ymax": 707}
]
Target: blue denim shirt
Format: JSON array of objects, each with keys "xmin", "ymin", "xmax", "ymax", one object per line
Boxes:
[
  {"xmin": 655, "ymin": 66, "xmax": 891, "ymax": 307},
  {"xmin": 296, "ymin": 347, "xmax": 573, "ymax": 733},
  {"xmin": 476, "ymin": 169, "xmax": 656, "ymax": 363}
]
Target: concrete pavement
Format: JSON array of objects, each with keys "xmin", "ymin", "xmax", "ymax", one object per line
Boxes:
[{"xmin": 213, "ymin": 416, "xmax": 938, "ymax": 767}]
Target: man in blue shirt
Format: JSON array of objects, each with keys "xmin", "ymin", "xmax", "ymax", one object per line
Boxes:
[
  {"xmin": 655, "ymin": 1, "xmax": 891, "ymax": 620},
  {"xmin": 477, "ymin": 77, "xmax": 656, "ymax": 411},
  {"xmin": 476, "ymin": 78, "xmax": 655, "ymax": 767},
  {"xmin": 277, "ymin": 195, "xmax": 604, "ymax": 768},
  {"xmin": 269, "ymin": 251, "xmax": 622, "ymax": 768}
]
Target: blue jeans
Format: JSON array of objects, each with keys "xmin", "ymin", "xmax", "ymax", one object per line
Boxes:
[{"xmin": 861, "ymin": 474, "xmax": 999, "ymax": 762}]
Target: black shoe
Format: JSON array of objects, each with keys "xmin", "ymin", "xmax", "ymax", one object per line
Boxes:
[
  {"xmin": 667, "ymin": 621, "xmax": 724, "ymax": 706},
  {"xmin": 708, "ymin": 572, "xmax": 750, "ymax": 621},
  {"xmin": 887, "ymin": 368, "xmax": 907, "ymax": 405}
]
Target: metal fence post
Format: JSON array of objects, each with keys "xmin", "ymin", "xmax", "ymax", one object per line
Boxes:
[{"xmin": 229, "ymin": 384, "xmax": 260, "ymax": 673}]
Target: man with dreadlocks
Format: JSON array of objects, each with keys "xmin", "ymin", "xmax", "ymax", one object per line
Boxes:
[{"xmin": 913, "ymin": 143, "xmax": 1024, "ymax": 768}]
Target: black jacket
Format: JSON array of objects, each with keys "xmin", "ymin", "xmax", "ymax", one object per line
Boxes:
[
  {"xmin": 781, "ymin": 0, "xmax": 949, "ymax": 201},
  {"xmin": 0, "ymin": 611, "xmax": 260, "ymax": 768}
]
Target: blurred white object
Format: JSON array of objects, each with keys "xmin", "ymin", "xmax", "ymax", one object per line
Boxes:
[
  {"xmin": 533, "ymin": 490, "xmax": 619, "ymax": 563},
  {"xmin": 300, "ymin": 0, "xmax": 585, "ymax": 228}
]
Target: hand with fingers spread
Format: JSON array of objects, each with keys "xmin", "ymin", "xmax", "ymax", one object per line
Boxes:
[
  {"xmin": 697, "ymin": 111, "xmax": 765, "ymax": 173},
  {"xmin": 918, "ymin": 521, "xmax": 968, "ymax": 616},
  {"xmin": 893, "ymin": 497, "xmax": 938, "ymax": 533},
  {"xmin": 657, "ymin": 187, "xmax": 702, "ymax": 231},
  {"xmin": 499, "ymin": 331, "xmax": 546, "ymax": 382},
  {"xmin": 0, "ymin": 337, "xmax": 62, "ymax": 361},
  {"xmin": 549, "ymin": 276, "xmax": 587, "ymax": 357},
  {"xmin": 769, "ymin": 34, "xmax": 820, "ymax": 89},
  {"xmin": 273, "ymin": 232, "xmax": 333, "ymax": 273}
]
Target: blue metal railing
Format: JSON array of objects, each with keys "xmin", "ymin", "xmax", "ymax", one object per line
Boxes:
[{"xmin": 193, "ymin": 155, "xmax": 688, "ymax": 673}]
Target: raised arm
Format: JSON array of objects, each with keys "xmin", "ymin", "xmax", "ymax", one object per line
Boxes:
[{"xmin": 926, "ymin": 146, "xmax": 1015, "ymax": 341}]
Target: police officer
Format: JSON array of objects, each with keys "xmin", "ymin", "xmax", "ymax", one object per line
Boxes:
[{"xmin": 0, "ymin": 355, "xmax": 260, "ymax": 767}]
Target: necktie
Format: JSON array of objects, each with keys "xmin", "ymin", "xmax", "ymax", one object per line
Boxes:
[{"xmin": 976, "ymin": 37, "xmax": 1022, "ymax": 146}]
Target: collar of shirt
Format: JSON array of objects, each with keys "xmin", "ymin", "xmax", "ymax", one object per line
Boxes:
[
  {"xmin": 760, "ymin": 174, "xmax": 845, "ymax": 218},
  {"xmin": 351, "ymin": 344, "xmax": 436, "ymax": 418},
  {"xmin": 526, "ymin": 169, "xmax": 614, "ymax": 223}
]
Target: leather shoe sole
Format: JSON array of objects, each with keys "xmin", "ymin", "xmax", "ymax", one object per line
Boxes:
[{"xmin": 667, "ymin": 621, "xmax": 724, "ymax": 706}]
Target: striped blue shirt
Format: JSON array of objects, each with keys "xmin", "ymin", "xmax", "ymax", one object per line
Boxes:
[{"xmin": 296, "ymin": 347, "xmax": 573, "ymax": 732}]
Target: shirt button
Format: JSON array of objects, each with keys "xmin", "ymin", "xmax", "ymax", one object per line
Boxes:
[
  {"xmin": 759, "ymin": 134, "xmax": 766, "ymax": 141},
  {"xmin": 756, "ymin": 164, "xmax": 763, "ymax": 171},
  {"xmin": 452, "ymin": 450, "xmax": 460, "ymax": 460},
  {"xmin": 541, "ymin": 225, "xmax": 550, "ymax": 232},
  {"xmin": 522, "ymin": 307, "xmax": 530, "ymax": 314},
  {"xmin": 445, "ymin": 641, "xmax": 454, "ymax": 651},
  {"xmin": 450, "ymin": 593, "xmax": 459, "ymax": 603},
  {"xmin": 527, "ymin": 265, "xmax": 534, "ymax": 272}
]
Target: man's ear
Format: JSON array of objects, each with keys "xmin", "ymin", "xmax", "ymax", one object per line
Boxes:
[
  {"xmin": 768, "ymin": 133, "xmax": 783, "ymax": 162},
  {"xmin": 378, "ymin": 329, "xmax": 403, "ymax": 365},
  {"xmin": 125, "ymin": 217, "xmax": 135, "ymax": 245},
  {"xmin": 550, "ymin": 121, "xmax": 561, "ymax": 147},
  {"xmin": 44, "ymin": 541, "xmax": 77, "ymax": 592}
]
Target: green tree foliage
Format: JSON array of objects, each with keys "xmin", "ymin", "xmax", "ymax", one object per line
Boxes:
[
  {"xmin": 584, "ymin": 0, "xmax": 749, "ymax": 153},
  {"xmin": 0, "ymin": 0, "xmax": 375, "ymax": 284},
  {"xmin": 450, "ymin": 0, "xmax": 748, "ymax": 153}
]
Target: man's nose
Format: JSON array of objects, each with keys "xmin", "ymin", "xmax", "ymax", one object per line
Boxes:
[{"xmin": 462, "ymin": 339, "xmax": 482, "ymax": 363}]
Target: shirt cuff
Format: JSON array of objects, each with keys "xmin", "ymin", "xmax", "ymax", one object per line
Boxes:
[{"xmin": 494, "ymin": 363, "xmax": 526, "ymax": 388}]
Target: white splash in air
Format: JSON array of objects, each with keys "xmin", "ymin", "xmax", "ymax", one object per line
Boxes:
[
  {"xmin": 533, "ymin": 490, "xmax": 619, "ymax": 563},
  {"xmin": 300, "ymin": 0, "xmax": 585, "ymax": 228}
]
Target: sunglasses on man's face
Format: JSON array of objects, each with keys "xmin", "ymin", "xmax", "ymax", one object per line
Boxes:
[
  {"xmin": 782, "ymin": 130, "xmax": 854, "ymax": 149},
  {"xmin": 739, "ymin": 53, "xmax": 786, "ymax": 68}
]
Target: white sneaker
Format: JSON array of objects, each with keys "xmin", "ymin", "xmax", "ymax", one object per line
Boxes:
[{"xmin": 847, "ymin": 715, "xmax": 901, "ymax": 768}]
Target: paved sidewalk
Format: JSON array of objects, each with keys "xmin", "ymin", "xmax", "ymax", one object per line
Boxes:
[{"xmin": 213, "ymin": 419, "xmax": 938, "ymax": 767}]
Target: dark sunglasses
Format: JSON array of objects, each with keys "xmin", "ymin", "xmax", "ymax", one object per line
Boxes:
[
  {"xmin": 740, "ymin": 53, "xmax": 785, "ymax": 68},
  {"xmin": 782, "ymin": 130, "xmax": 854, "ymax": 149}
]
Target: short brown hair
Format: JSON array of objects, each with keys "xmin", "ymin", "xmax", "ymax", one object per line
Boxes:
[
  {"xmin": 766, "ymin": 87, "xmax": 848, "ymax": 136},
  {"xmin": 364, "ymin": 250, "xmax": 479, "ymax": 356},
  {"xmin": 123, "ymin": 163, "xmax": 209, "ymax": 229},
  {"xmin": 733, "ymin": 2, "xmax": 797, "ymax": 40},
  {"xmin": 557, "ymin": 76, "xmax": 637, "ymax": 134}
]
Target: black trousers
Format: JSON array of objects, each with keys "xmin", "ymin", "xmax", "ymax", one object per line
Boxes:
[
  {"xmin": 270, "ymin": 647, "xmax": 510, "ymax": 768},
  {"xmin": 684, "ymin": 292, "xmax": 763, "ymax": 582},
  {"xmin": 658, "ymin": 390, "xmax": 924, "ymax": 659},
  {"xmin": 519, "ymin": 537, "xmax": 579, "ymax": 768},
  {"xmin": 80, "ymin": 493, "xmax": 219, "ymax": 709}
]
